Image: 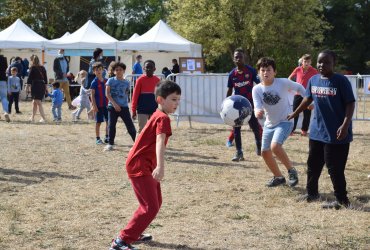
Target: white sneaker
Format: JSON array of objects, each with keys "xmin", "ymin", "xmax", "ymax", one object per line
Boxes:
[
  {"xmin": 4, "ymin": 113, "xmax": 10, "ymax": 123},
  {"xmin": 39, "ymin": 118, "xmax": 45, "ymax": 123},
  {"xmin": 104, "ymin": 144, "xmax": 113, "ymax": 151}
]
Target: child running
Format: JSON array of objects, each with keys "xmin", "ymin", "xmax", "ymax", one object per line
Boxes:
[
  {"xmin": 288, "ymin": 50, "xmax": 355, "ymax": 209},
  {"xmin": 47, "ymin": 81, "xmax": 64, "ymax": 122},
  {"xmin": 109, "ymin": 80, "xmax": 181, "ymax": 250},
  {"xmin": 252, "ymin": 57, "xmax": 305, "ymax": 187},
  {"xmin": 226, "ymin": 48, "xmax": 262, "ymax": 161},
  {"xmin": 105, "ymin": 62, "xmax": 136, "ymax": 151}
]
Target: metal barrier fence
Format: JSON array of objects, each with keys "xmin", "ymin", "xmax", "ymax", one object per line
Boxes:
[{"xmin": 165, "ymin": 73, "xmax": 370, "ymax": 126}]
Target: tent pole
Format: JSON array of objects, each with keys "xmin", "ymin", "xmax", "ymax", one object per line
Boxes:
[{"xmin": 42, "ymin": 49, "xmax": 45, "ymax": 65}]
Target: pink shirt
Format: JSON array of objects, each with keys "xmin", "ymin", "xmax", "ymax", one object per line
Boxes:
[{"xmin": 289, "ymin": 65, "xmax": 318, "ymax": 89}]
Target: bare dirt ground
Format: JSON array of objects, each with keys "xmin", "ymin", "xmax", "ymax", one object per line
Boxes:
[{"xmin": 0, "ymin": 100, "xmax": 369, "ymax": 250}]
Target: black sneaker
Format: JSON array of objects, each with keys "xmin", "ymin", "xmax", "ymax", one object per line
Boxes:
[
  {"xmin": 322, "ymin": 200, "xmax": 353, "ymax": 210},
  {"xmin": 288, "ymin": 168, "xmax": 298, "ymax": 187},
  {"xmin": 232, "ymin": 151, "xmax": 244, "ymax": 162},
  {"xmin": 297, "ymin": 193, "xmax": 321, "ymax": 203},
  {"xmin": 109, "ymin": 237, "xmax": 137, "ymax": 250},
  {"xmin": 266, "ymin": 176, "xmax": 286, "ymax": 187},
  {"xmin": 104, "ymin": 137, "xmax": 109, "ymax": 144}
]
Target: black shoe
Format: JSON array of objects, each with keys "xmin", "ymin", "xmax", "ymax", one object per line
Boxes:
[
  {"xmin": 288, "ymin": 168, "xmax": 298, "ymax": 187},
  {"xmin": 104, "ymin": 137, "xmax": 109, "ymax": 144},
  {"xmin": 266, "ymin": 176, "xmax": 286, "ymax": 187},
  {"xmin": 16, "ymin": 111, "xmax": 22, "ymax": 114},
  {"xmin": 256, "ymin": 142, "xmax": 262, "ymax": 156},
  {"xmin": 297, "ymin": 193, "xmax": 321, "ymax": 203},
  {"xmin": 232, "ymin": 151, "xmax": 244, "ymax": 162},
  {"xmin": 109, "ymin": 237, "xmax": 137, "ymax": 250},
  {"xmin": 322, "ymin": 200, "xmax": 353, "ymax": 210}
]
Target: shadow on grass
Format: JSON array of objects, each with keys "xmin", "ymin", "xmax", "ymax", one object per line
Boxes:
[
  {"xmin": 142, "ymin": 241, "xmax": 206, "ymax": 250},
  {"xmin": 0, "ymin": 167, "xmax": 82, "ymax": 186}
]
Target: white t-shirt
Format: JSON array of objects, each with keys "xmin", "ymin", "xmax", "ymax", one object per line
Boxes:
[{"xmin": 252, "ymin": 78, "xmax": 305, "ymax": 128}]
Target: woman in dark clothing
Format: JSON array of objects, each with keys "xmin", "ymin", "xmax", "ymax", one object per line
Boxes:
[{"xmin": 27, "ymin": 55, "xmax": 47, "ymax": 122}]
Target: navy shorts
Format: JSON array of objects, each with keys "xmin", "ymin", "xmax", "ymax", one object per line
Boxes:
[{"xmin": 95, "ymin": 106, "xmax": 108, "ymax": 123}]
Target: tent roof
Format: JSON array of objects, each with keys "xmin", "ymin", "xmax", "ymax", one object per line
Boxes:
[
  {"xmin": 117, "ymin": 20, "xmax": 202, "ymax": 57},
  {"xmin": 0, "ymin": 19, "xmax": 48, "ymax": 49},
  {"xmin": 44, "ymin": 20, "xmax": 118, "ymax": 49},
  {"xmin": 128, "ymin": 33, "xmax": 140, "ymax": 40}
]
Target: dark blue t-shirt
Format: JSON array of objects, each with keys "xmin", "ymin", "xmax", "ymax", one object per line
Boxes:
[
  {"xmin": 227, "ymin": 65, "xmax": 259, "ymax": 104},
  {"xmin": 306, "ymin": 74, "xmax": 355, "ymax": 144}
]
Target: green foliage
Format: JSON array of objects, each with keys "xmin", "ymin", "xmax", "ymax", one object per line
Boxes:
[
  {"xmin": 321, "ymin": 0, "xmax": 370, "ymax": 74},
  {"xmin": 167, "ymin": 0, "xmax": 329, "ymax": 75},
  {"xmin": 0, "ymin": 0, "xmax": 166, "ymax": 40}
]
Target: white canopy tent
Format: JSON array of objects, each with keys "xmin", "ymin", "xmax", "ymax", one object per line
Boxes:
[
  {"xmin": 118, "ymin": 20, "xmax": 202, "ymax": 57},
  {"xmin": 128, "ymin": 33, "xmax": 140, "ymax": 40},
  {"xmin": 0, "ymin": 19, "xmax": 48, "ymax": 49},
  {"xmin": 44, "ymin": 20, "xmax": 118, "ymax": 50}
]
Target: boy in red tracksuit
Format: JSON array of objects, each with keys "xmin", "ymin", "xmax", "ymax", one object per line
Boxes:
[
  {"xmin": 109, "ymin": 80, "xmax": 181, "ymax": 250},
  {"xmin": 131, "ymin": 60, "xmax": 160, "ymax": 134}
]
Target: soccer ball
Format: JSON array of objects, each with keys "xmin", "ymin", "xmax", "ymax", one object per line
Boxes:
[{"xmin": 220, "ymin": 95, "xmax": 252, "ymax": 127}]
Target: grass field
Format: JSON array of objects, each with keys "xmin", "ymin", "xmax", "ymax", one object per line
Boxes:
[{"xmin": 0, "ymin": 101, "xmax": 369, "ymax": 250}]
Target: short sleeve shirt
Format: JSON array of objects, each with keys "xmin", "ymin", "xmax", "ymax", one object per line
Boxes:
[
  {"xmin": 126, "ymin": 109, "xmax": 172, "ymax": 178},
  {"xmin": 106, "ymin": 77, "xmax": 130, "ymax": 107},
  {"xmin": 90, "ymin": 77, "xmax": 108, "ymax": 108},
  {"xmin": 132, "ymin": 62, "xmax": 143, "ymax": 75},
  {"xmin": 227, "ymin": 65, "xmax": 260, "ymax": 103},
  {"xmin": 306, "ymin": 74, "xmax": 355, "ymax": 144}
]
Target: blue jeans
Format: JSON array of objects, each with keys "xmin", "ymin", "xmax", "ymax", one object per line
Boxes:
[
  {"xmin": 0, "ymin": 81, "xmax": 9, "ymax": 113},
  {"xmin": 52, "ymin": 103, "xmax": 62, "ymax": 120},
  {"xmin": 261, "ymin": 121, "xmax": 293, "ymax": 151}
]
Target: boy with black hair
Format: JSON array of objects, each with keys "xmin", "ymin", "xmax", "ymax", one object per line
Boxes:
[
  {"xmin": 131, "ymin": 60, "xmax": 160, "ymax": 133},
  {"xmin": 47, "ymin": 81, "xmax": 64, "ymax": 122},
  {"xmin": 226, "ymin": 48, "xmax": 263, "ymax": 161},
  {"xmin": 288, "ymin": 50, "xmax": 355, "ymax": 209},
  {"xmin": 90, "ymin": 62, "xmax": 109, "ymax": 145},
  {"xmin": 105, "ymin": 62, "xmax": 136, "ymax": 151},
  {"xmin": 109, "ymin": 80, "xmax": 181, "ymax": 250}
]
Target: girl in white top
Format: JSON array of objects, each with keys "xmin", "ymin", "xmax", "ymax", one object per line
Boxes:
[
  {"xmin": 72, "ymin": 70, "xmax": 92, "ymax": 121},
  {"xmin": 252, "ymin": 57, "xmax": 305, "ymax": 188}
]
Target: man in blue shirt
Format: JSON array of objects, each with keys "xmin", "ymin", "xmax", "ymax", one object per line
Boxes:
[{"xmin": 132, "ymin": 55, "xmax": 143, "ymax": 75}]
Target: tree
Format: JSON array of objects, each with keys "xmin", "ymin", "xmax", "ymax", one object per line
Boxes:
[
  {"xmin": 168, "ymin": 0, "xmax": 329, "ymax": 75},
  {"xmin": 321, "ymin": 0, "xmax": 370, "ymax": 74},
  {"xmin": 0, "ymin": 0, "xmax": 109, "ymax": 39}
]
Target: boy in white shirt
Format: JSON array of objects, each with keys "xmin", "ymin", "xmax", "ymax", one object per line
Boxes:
[{"xmin": 252, "ymin": 57, "xmax": 305, "ymax": 187}]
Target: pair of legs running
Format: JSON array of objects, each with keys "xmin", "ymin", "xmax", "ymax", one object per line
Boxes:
[
  {"xmin": 231, "ymin": 114, "xmax": 262, "ymax": 161},
  {"xmin": 261, "ymin": 122, "xmax": 298, "ymax": 187}
]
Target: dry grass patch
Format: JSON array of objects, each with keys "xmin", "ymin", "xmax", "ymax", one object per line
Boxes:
[{"xmin": 0, "ymin": 101, "xmax": 369, "ymax": 249}]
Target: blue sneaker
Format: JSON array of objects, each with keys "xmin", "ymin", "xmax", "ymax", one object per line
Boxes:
[
  {"xmin": 109, "ymin": 237, "xmax": 137, "ymax": 250},
  {"xmin": 226, "ymin": 140, "xmax": 234, "ymax": 148},
  {"xmin": 96, "ymin": 139, "xmax": 104, "ymax": 145}
]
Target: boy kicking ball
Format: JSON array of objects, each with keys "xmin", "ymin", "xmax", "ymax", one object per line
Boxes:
[{"xmin": 109, "ymin": 80, "xmax": 181, "ymax": 250}]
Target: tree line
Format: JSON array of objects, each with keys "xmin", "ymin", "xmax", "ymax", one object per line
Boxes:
[{"xmin": 0, "ymin": 0, "xmax": 369, "ymax": 76}]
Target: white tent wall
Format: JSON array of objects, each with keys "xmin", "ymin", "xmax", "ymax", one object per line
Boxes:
[{"xmin": 119, "ymin": 51, "xmax": 190, "ymax": 74}]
